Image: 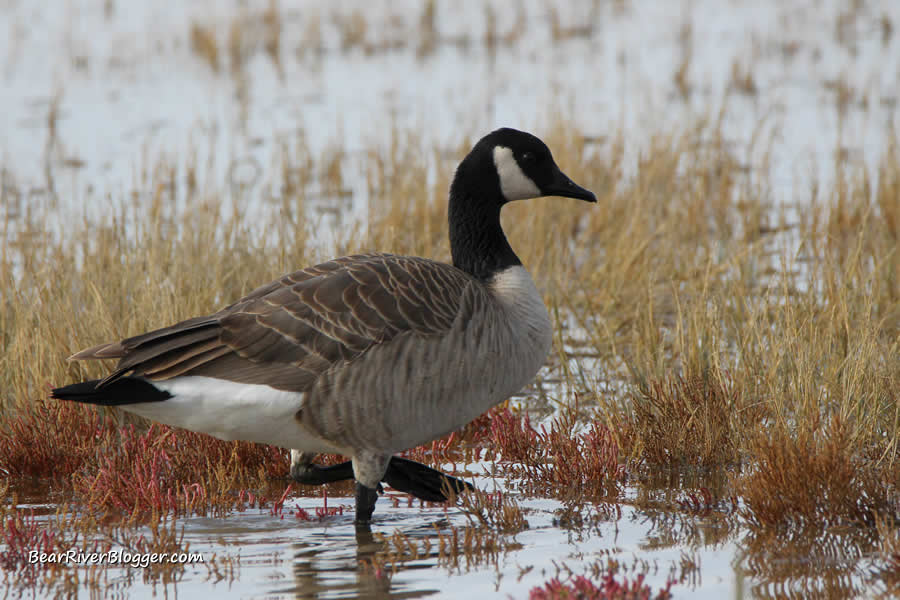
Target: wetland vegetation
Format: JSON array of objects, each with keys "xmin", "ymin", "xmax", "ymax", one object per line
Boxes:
[{"xmin": 1, "ymin": 0, "xmax": 899, "ymax": 597}]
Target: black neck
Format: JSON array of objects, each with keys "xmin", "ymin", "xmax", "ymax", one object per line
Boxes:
[{"xmin": 448, "ymin": 177, "xmax": 521, "ymax": 281}]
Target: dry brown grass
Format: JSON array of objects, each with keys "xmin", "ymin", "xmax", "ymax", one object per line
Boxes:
[
  {"xmin": 740, "ymin": 523, "xmax": 878, "ymax": 599},
  {"xmin": 188, "ymin": 5, "xmax": 284, "ymax": 78},
  {"xmin": 416, "ymin": 0, "xmax": 437, "ymax": 59},
  {"xmin": 189, "ymin": 23, "xmax": 219, "ymax": 73},
  {"xmin": 631, "ymin": 372, "xmax": 765, "ymax": 468},
  {"xmin": 431, "ymin": 523, "xmax": 506, "ymax": 573},
  {"xmin": 557, "ymin": 119, "xmax": 900, "ymax": 532},
  {"xmin": 674, "ymin": 23, "xmax": 693, "ymax": 100},
  {"xmin": 734, "ymin": 417, "xmax": 897, "ymax": 530},
  {"xmin": 730, "ymin": 58, "xmax": 758, "ymax": 96}
]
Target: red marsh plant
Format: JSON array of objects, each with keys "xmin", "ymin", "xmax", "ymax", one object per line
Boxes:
[
  {"xmin": 0, "ymin": 508, "xmax": 62, "ymax": 586},
  {"xmin": 0, "ymin": 400, "xmax": 117, "ymax": 479},
  {"xmin": 529, "ymin": 572, "xmax": 674, "ymax": 600},
  {"xmin": 74, "ymin": 424, "xmax": 190, "ymax": 518},
  {"xmin": 526, "ymin": 411, "xmax": 620, "ymax": 501},
  {"xmin": 486, "ymin": 402, "xmax": 621, "ymax": 502},
  {"xmin": 396, "ymin": 404, "xmax": 509, "ymax": 469},
  {"xmin": 72, "ymin": 423, "xmax": 291, "ymax": 519},
  {"xmin": 400, "ymin": 402, "xmax": 621, "ymax": 503},
  {"xmin": 487, "ymin": 406, "xmax": 539, "ymax": 462},
  {"xmin": 0, "ymin": 398, "xmax": 362, "ymax": 519}
]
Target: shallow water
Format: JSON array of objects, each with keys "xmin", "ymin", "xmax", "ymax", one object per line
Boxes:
[
  {"xmin": 4, "ymin": 457, "xmax": 892, "ymax": 599},
  {"xmin": 7, "ymin": 470, "xmax": 747, "ymax": 599},
  {"xmin": 2, "ymin": 0, "xmax": 899, "ymax": 598}
]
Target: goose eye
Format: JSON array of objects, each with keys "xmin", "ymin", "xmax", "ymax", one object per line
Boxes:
[{"xmin": 520, "ymin": 151, "xmax": 535, "ymax": 164}]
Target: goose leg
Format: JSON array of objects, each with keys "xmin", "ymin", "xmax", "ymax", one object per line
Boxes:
[
  {"xmin": 352, "ymin": 451, "xmax": 390, "ymax": 525},
  {"xmin": 354, "ymin": 483, "xmax": 380, "ymax": 526}
]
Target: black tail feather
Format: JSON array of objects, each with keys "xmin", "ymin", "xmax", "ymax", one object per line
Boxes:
[{"xmin": 51, "ymin": 378, "xmax": 172, "ymax": 406}]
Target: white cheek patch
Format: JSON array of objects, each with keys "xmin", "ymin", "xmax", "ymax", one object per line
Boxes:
[{"xmin": 493, "ymin": 146, "xmax": 541, "ymax": 201}]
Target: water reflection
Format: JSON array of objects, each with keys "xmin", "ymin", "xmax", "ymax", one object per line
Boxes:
[
  {"xmin": 285, "ymin": 523, "xmax": 445, "ymax": 599},
  {"xmin": 737, "ymin": 527, "xmax": 879, "ymax": 600}
]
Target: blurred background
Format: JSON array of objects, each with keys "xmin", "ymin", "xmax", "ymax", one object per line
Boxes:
[{"xmin": 3, "ymin": 0, "xmax": 897, "ymax": 228}]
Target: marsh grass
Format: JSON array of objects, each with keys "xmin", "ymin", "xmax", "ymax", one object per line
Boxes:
[
  {"xmin": 189, "ymin": 23, "xmax": 219, "ymax": 73},
  {"xmin": 1, "ymin": 113, "xmax": 899, "ymax": 594},
  {"xmin": 734, "ymin": 416, "xmax": 896, "ymax": 530},
  {"xmin": 631, "ymin": 372, "xmax": 763, "ymax": 468},
  {"xmin": 186, "ymin": 1, "xmax": 549, "ymax": 66}
]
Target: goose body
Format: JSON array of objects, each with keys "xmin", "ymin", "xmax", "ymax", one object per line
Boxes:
[
  {"xmin": 52, "ymin": 128, "xmax": 595, "ymax": 524},
  {"xmin": 103, "ymin": 256, "xmax": 550, "ymax": 456}
]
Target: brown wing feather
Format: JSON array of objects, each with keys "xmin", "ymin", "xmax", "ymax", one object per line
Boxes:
[{"xmin": 71, "ymin": 253, "xmax": 474, "ymax": 393}]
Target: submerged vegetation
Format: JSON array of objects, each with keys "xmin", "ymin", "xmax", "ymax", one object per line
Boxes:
[{"xmin": 2, "ymin": 0, "xmax": 900, "ymax": 597}]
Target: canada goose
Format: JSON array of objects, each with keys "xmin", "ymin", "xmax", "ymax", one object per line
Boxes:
[{"xmin": 52, "ymin": 128, "xmax": 596, "ymax": 524}]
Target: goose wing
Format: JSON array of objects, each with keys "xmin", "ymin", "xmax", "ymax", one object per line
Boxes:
[{"xmin": 70, "ymin": 253, "xmax": 474, "ymax": 393}]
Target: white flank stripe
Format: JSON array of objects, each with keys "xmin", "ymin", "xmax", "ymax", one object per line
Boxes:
[{"xmin": 121, "ymin": 376, "xmax": 345, "ymax": 454}]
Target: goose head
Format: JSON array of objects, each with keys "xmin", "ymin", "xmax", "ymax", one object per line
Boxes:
[
  {"xmin": 452, "ymin": 127, "xmax": 596, "ymax": 206},
  {"xmin": 448, "ymin": 128, "xmax": 596, "ymax": 280}
]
